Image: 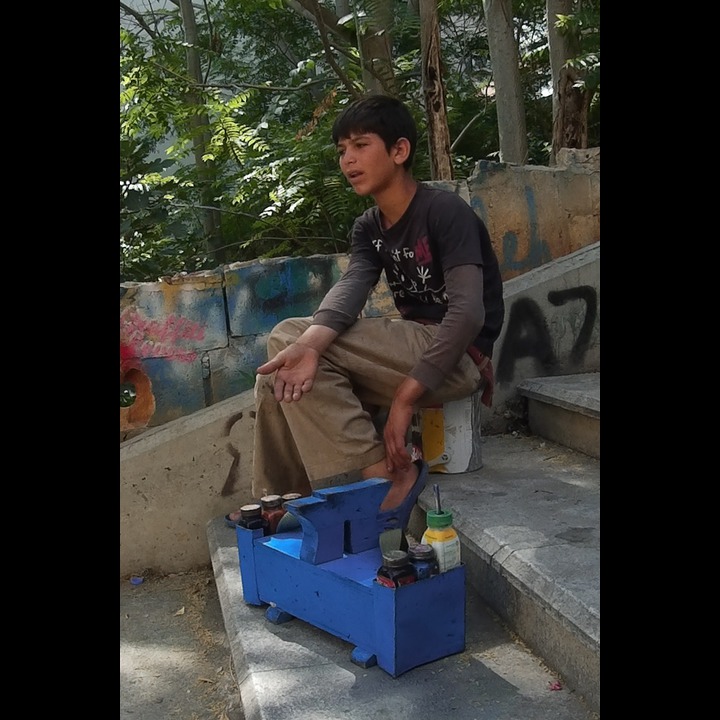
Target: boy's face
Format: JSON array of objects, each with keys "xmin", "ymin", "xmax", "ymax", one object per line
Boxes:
[{"xmin": 336, "ymin": 132, "xmax": 404, "ymax": 197}]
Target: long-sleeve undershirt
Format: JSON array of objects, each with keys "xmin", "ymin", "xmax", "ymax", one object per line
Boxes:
[{"xmin": 311, "ymin": 184, "xmax": 504, "ymax": 392}]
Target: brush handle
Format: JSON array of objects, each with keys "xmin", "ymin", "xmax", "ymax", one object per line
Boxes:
[{"xmin": 433, "ymin": 483, "xmax": 441, "ymax": 513}]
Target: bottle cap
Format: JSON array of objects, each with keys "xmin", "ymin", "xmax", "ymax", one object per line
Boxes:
[
  {"xmin": 382, "ymin": 550, "xmax": 410, "ymax": 568},
  {"xmin": 426, "ymin": 509, "xmax": 454, "ymax": 528},
  {"xmin": 408, "ymin": 543, "xmax": 436, "ymax": 560},
  {"xmin": 260, "ymin": 494, "xmax": 283, "ymax": 509},
  {"xmin": 281, "ymin": 493, "xmax": 303, "ymax": 502},
  {"xmin": 239, "ymin": 503, "xmax": 262, "ymax": 519}
]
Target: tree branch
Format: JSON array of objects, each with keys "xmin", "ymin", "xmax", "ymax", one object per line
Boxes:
[
  {"xmin": 305, "ymin": 0, "xmax": 362, "ymax": 100},
  {"xmin": 451, "ymin": 112, "xmax": 483, "ymax": 152},
  {"xmin": 286, "ymin": 0, "xmax": 355, "ymax": 45},
  {"xmin": 120, "ymin": 2, "xmax": 158, "ymax": 38}
]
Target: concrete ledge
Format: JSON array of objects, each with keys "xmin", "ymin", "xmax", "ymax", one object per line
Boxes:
[
  {"xmin": 525, "ymin": 400, "xmax": 600, "ymax": 459},
  {"xmin": 517, "ymin": 373, "xmax": 600, "ymax": 418},
  {"xmin": 120, "ymin": 390, "xmax": 257, "ymax": 577},
  {"xmin": 408, "ymin": 434, "xmax": 600, "ymax": 715},
  {"xmin": 456, "ymin": 528, "xmax": 600, "ymax": 715},
  {"xmin": 517, "ymin": 373, "xmax": 600, "ymax": 458},
  {"xmin": 208, "ymin": 496, "xmax": 599, "ymax": 720}
]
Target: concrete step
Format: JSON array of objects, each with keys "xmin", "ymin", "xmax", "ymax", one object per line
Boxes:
[
  {"xmin": 208, "ymin": 433, "xmax": 600, "ymax": 719},
  {"xmin": 517, "ymin": 373, "xmax": 600, "ymax": 459}
]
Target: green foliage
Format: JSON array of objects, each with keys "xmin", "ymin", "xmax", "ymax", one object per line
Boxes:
[
  {"xmin": 224, "ymin": 110, "xmax": 372, "ymax": 259},
  {"xmin": 555, "ymin": 4, "xmax": 600, "ymax": 97},
  {"xmin": 120, "ymin": 133, "xmax": 211, "ymax": 282},
  {"xmin": 120, "ymin": 0, "xmax": 600, "ymax": 282}
]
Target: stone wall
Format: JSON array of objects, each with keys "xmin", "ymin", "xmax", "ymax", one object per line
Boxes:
[
  {"xmin": 121, "ymin": 153, "xmax": 599, "ymax": 438},
  {"xmin": 120, "ymin": 241, "xmax": 599, "ymax": 576}
]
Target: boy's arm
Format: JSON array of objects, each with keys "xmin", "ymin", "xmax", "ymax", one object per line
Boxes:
[
  {"xmin": 385, "ymin": 264, "xmax": 485, "ymax": 471},
  {"xmin": 257, "ymin": 325, "xmax": 338, "ymax": 403},
  {"xmin": 383, "ymin": 374, "xmax": 427, "ymax": 472},
  {"xmin": 408, "ymin": 264, "xmax": 485, "ymax": 390},
  {"xmin": 258, "ymin": 253, "xmax": 381, "ymax": 403},
  {"xmin": 312, "ymin": 249, "xmax": 382, "ymax": 333}
]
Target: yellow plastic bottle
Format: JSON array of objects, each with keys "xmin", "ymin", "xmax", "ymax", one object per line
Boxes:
[{"xmin": 421, "ymin": 510, "xmax": 461, "ymax": 573}]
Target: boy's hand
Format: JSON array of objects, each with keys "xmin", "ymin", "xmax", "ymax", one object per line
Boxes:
[
  {"xmin": 383, "ymin": 399, "xmax": 414, "ymax": 472},
  {"xmin": 257, "ymin": 343, "xmax": 319, "ymax": 403},
  {"xmin": 384, "ymin": 377, "xmax": 427, "ymax": 472}
]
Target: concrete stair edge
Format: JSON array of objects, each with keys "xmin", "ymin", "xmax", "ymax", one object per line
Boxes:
[
  {"xmin": 516, "ymin": 372, "xmax": 600, "ymax": 459},
  {"xmin": 414, "ymin": 500, "xmax": 600, "ymax": 648},
  {"xmin": 408, "ymin": 434, "xmax": 600, "ymax": 714},
  {"xmin": 516, "ymin": 372, "xmax": 600, "ymax": 418}
]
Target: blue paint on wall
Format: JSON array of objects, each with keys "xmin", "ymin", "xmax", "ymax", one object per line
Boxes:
[
  {"xmin": 502, "ymin": 187, "xmax": 552, "ymax": 274},
  {"xmin": 121, "ymin": 160, "xmax": 600, "ymax": 429},
  {"xmin": 121, "ymin": 280, "xmax": 228, "ymax": 358},
  {"xmin": 208, "ymin": 336, "xmax": 268, "ymax": 402},
  {"xmin": 469, "ymin": 194, "xmax": 489, "ymax": 228},
  {"xmin": 225, "ymin": 256, "xmax": 343, "ymax": 336},
  {"xmin": 142, "ymin": 356, "xmax": 207, "ymax": 423}
]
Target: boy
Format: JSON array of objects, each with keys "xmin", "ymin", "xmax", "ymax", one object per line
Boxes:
[{"xmin": 229, "ymin": 94, "xmax": 504, "ymax": 530}]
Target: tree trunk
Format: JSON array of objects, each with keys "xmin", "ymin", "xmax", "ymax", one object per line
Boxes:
[
  {"xmin": 178, "ymin": 0, "xmax": 225, "ymax": 263},
  {"xmin": 291, "ymin": 0, "xmax": 394, "ymax": 97},
  {"xmin": 546, "ymin": 0, "xmax": 570, "ymax": 136},
  {"xmin": 419, "ymin": 0, "xmax": 453, "ymax": 180},
  {"xmin": 481, "ymin": 0, "xmax": 527, "ymax": 164},
  {"xmin": 547, "ymin": 0, "xmax": 588, "ymax": 165},
  {"xmin": 358, "ymin": 0, "xmax": 396, "ymax": 95},
  {"xmin": 553, "ymin": 67, "xmax": 589, "ymax": 155}
]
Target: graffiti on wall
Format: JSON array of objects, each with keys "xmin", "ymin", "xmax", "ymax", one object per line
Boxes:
[
  {"xmin": 471, "ymin": 186, "xmax": 555, "ymax": 279},
  {"xmin": 496, "ymin": 285, "xmax": 598, "ymax": 384},
  {"xmin": 549, "ymin": 286, "xmax": 598, "ymax": 364},
  {"xmin": 220, "ymin": 411, "xmax": 247, "ymax": 497},
  {"xmin": 120, "ymin": 307, "xmax": 206, "ymax": 362},
  {"xmin": 500, "ymin": 187, "xmax": 554, "ymax": 277},
  {"xmin": 225, "ymin": 257, "xmax": 343, "ymax": 337},
  {"xmin": 119, "ymin": 306, "xmax": 211, "ymax": 432},
  {"xmin": 120, "ymin": 343, "xmax": 157, "ymax": 432}
]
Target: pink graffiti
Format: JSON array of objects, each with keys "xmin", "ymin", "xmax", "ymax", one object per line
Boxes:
[{"xmin": 121, "ymin": 307, "xmax": 204, "ymax": 362}]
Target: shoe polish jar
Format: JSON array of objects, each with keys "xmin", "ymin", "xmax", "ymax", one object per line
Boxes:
[
  {"xmin": 376, "ymin": 550, "xmax": 417, "ymax": 588},
  {"xmin": 408, "ymin": 543, "xmax": 439, "ymax": 580},
  {"xmin": 238, "ymin": 503, "xmax": 270, "ymax": 533},
  {"xmin": 260, "ymin": 494, "xmax": 286, "ymax": 534},
  {"xmin": 281, "ymin": 492, "xmax": 303, "ymax": 502}
]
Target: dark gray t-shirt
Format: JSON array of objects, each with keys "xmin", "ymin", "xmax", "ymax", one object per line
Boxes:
[{"xmin": 313, "ymin": 183, "xmax": 504, "ymax": 390}]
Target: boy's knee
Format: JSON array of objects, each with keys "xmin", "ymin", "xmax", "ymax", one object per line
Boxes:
[
  {"xmin": 254, "ymin": 371, "xmax": 275, "ymax": 400},
  {"xmin": 268, "ymin": 317, "xmax": 311, "ymax": 353},
  {"xmin": 272, "ymin": 317, "xmax": 301, "ymax": 335}
]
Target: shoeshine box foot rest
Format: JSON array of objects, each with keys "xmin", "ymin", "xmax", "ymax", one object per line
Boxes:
[{"xmin": 235, "ymin": 477, "xmax": 465, "ymax": 678}]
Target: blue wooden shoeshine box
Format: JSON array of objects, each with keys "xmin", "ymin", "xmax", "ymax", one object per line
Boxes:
[{"xmin": 236, "ymin": 477, "xmax": 466, "ymax": 677}]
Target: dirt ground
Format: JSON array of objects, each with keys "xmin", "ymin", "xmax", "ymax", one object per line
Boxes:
[{"xmin": 120, "ymin": 567, "xmax": 244, "ymax": 720}]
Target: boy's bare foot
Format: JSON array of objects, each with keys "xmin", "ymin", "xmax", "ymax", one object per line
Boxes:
[{"xmin": 363, "ymin": 460, "xmax": 420, "ymax": 511}]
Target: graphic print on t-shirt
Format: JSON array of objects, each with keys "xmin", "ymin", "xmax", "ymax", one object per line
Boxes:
[{"xmin": 380, "ymin": 233, "xmax": 448, "ymax": 311}]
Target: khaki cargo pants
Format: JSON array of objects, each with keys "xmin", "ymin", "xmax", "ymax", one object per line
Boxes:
[{"xmin": 252, "ymin": 316, "xmax": 484, "ymax": 498}]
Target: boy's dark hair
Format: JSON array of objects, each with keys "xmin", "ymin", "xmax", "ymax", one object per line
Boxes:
[{"xmin": 331, "ymin": 95, "xmax": 417, "ymax": 170}]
